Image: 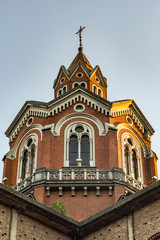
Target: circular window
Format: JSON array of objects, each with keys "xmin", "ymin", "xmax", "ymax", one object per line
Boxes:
[
  {"xmin": 60, "ymin": 78, "xmax": 65, "ymax": 84},
  {"xmin": 75, "ymin": 126, "xmax": 84, "ymax": 133},
  {"xmin": 26, "ymin": 117, "xmax": 34, "ymax": 127},
  {"xmin": 76, "ymin": 72, "xmax": 83, "ymax": 78},
  {"xmin": 74, "ymin": 104, "xmax": 85, "ymax": 112},
  {"xmin": 126, "ymin": 116, "xmax": 133, "ymax": 126},
  {"xmin": 95, "ymin": 77, "xmax": 100, "ymax": 83},
  {"xmin": 27, "ymin": 138, "xmax": 33, "ymax": 147}
]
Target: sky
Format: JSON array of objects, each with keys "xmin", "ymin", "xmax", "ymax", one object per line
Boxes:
[{"xmin": 0, "ymin": 0, "xmax": 160, "ymax": 181}]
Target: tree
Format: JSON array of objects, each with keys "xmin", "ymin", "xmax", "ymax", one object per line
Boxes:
[{"xmin": 50, "ymin": 200, "xmax": 66, "ymax": 215}]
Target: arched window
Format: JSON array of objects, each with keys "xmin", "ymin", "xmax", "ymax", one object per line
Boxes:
[
  {"xmin": 93, "ymin": 85, "xmax": 97, "ymax": 94},
  {"xmin": 21, "ymin": 150, "xmax": 28, "ymax": 180},
  {"xmin": 69, "ymin": 135, "xmax": 78, "ymax": 166},
  {"xmin": 80, "ymin": 82, "xmax": 86, "ymax": 88},
  {"xmin": 122, "ymin": 135, "xmax": 143, "ymax": 182},
  {"xmin": 72, "ymin": 82, "xmax": 79, "ymax": 88},
  {"xmin": 98, "ymin": 88, "xmax": 102, "ymax": 96},
  {"xmin": 81, "ymin": 135, "xmax": 90, "ymax": 166},
  {"xmin": 18, "ymin": 135, "xmax": 38, "ymax": 182},
  {"xmin": 58, "ymin": 89, "xmax": 62, "ymax": 96},
  {"xmin": 124, "ymin": 146, "xmax": 130, "ymax": 175},
  {"xmin": 63, "ymin": 86, "xmax": 67, "ymax": 94},
  {"xmin": 132, "ymin": 150, "xmax": 138, "ymax": 179},
  {"xmin": 64, "ymin": 122, "xmax": 95, "ymax": 167}
]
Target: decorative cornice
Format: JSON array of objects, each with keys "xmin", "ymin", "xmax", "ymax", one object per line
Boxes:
[
  {"xmin": 6, "ymin": 87, "xmax": 112, "ymax": 143},
  {"xmin": 111, "ymin": 100, "xmax": 154, "ymax": 135}
]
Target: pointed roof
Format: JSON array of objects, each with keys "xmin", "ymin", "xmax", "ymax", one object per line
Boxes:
[{"xmin": 67, "ymin": 49, "xmax": 93, "ymax": 73}]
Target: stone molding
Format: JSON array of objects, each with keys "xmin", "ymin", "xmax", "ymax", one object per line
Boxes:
[{"xmin": 6, "ymin": 87, "xmax": 111, "ymax": 143}]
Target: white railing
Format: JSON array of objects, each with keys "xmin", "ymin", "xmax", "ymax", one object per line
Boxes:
[{"xmin": 13, "ymin": 167, "xmax": 144, "ymax": 191}]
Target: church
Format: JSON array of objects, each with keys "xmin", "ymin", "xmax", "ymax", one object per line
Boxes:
[{"xmin": 1, "ymin": 28, "xmax": 160, "ymax": 239}]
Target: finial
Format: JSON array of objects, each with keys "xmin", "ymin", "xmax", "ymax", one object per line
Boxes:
[{"xmin": 76, "ymin": 26, "xmax": 85, "ymax": 52}]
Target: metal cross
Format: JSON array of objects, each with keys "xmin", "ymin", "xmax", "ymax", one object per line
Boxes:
[{"xmin": 76, "ymin": 26, "xmax": 85, "ymax": 50}]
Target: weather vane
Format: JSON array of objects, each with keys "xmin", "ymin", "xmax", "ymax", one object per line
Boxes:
[{"xmin": 76, "ymin": 26, "xmax": 85, "ymax": 51}]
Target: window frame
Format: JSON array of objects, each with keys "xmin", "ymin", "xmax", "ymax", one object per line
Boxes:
[
  {"xmin": 121, "ymin": 134, "xmax": 143, "ymax": 183},
  {"xmin": 17, "ymin": 134, "xmax": 38, "ymax": 183},
  {"xmin": 64, "ymin": 122, "xmax": 95, "ymax": 167}
]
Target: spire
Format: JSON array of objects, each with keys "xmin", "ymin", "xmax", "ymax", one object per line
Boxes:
[
  {"xmin": 67, "ymin": 51, "xmax": 93, "ymax": 73},
  {"xmin": 76, "ymin": 26, "xmax": 85, "ymax": 52},
  {"xmin": 68, "ymin": 27, "xmax": 92, "ymax": 73}
]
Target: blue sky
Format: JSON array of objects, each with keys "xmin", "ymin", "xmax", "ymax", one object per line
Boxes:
[{"xmin": 0, "ymin": 0, "xmax": 160, "ymax": 180}]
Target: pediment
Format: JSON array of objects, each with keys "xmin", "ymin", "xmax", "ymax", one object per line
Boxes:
[
  {"xmin": 69, "ymin": 60, "xmax": 90, "ymax": 79},
  {"xmin": 53, "ymin": 65, "xmax": 69, "ymax": 89},
  {"xmin": 90, "ymin": 66, "xmax": 107, "ymax": 88}
]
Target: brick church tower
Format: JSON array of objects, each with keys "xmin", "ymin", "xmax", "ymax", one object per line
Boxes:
[{"xmin": 2, "ymin": 28, "xmax": 158, "ymax": 222}]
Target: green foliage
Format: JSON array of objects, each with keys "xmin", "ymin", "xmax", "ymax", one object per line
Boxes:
[{"xmin": 50, "ymin": 200, "xmax": 66, "ymax": 215}]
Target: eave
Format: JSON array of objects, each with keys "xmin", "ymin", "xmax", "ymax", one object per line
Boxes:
[
  {"xmin": 0, "ymin": 180, "xmax": 160, "ymax": 237},
  {"xmin": 111, "ymin": 99, "xmax": 154, "ymax": 135},
  {"xmin": 5, "ymin": 86, "xmax": 112, "ymax": 142}
]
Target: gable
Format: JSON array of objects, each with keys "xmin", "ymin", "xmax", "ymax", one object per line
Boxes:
[{"xmin": 5, "ymin": 87, "xmax": 112, "ymax": 144}]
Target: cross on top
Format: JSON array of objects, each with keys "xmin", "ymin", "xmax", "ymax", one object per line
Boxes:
[{"xmin": 76, "ymin": 26, "xmax": 85, "ymax": 51}]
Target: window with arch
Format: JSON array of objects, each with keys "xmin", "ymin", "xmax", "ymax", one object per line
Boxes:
[
  {"xmin": 73, "ymin": 82, "xmax": 79, "ymax": 88},
  {"xmin": 122, "ymin": 134, "xmax": 143, "ymax": 182},
  {"xmin": 72, "ymin": 82, "xmax": 87, "ymax": 89},
  {"xmin": 64, "ymin": 122, "xmax": 95, "ymax": 167},
  {"xmin": 92, "ymin": 85, "xmax": 103, "ymax": 97},
  {"xmin": 80, "ymin": 82, "xmax": 87, "ymax": 88},
  {"xmin": 93, "ymin": 85, "xmax": 97, "ymax": 94},
  {"xmin": 98, "ymin": 88, "xmax": 102, "ymax": 97},
  {"xmin": 63, "ymin": 86, "xmax": 67, "ymax": 94},
  {"xmin": 57, "ymin": 85, "xmax": 67, "ymax": 97},
  {"xmin": 18, "ymin": 135, "xmax": 38, "ymax": 182}
]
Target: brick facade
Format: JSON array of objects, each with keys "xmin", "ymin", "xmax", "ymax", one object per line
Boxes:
[
  {"xmin": 0, "ymin": 182, "xmax": 160, "ymax": 240},
  {"xmin": 2, "ymin": 48, "xmax": 158, "ymax": 225}
]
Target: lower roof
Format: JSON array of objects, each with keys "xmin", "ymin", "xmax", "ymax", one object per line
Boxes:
[{"xmin": 0, "ymin": 180, "xmax": 160, "ymax": 237}]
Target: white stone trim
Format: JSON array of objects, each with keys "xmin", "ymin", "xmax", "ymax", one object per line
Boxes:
[
  {"xmin": 64, "ymin": 121, "xmax": 95, "ymax": 167},
  {"xmin": 8, "ymin": 90, "xmax": 111, "ymax": 143},
  {"xmin": 72, "ymin": 82, "xmax": 79, "ymax": 88},
  {"xmin": 121, "ymin": 132, "xmax": 143, "ymax": 184},
  {"xmin": 76, "ymin": 72, "xmax": 83, "ymax": 78},
  {"xmin": 53, "ymin": 112, "xmax": 108, "ymax": 136},
  {"xmin": 74, "ymin": 104, "xmax": 85, "ymax": 112},
  {"xmin": 69, "ymin": 62, "xmax": 90, "ymax": 79},
  {"xmin": 117, "ymin": 123, "xmax": 147, "ymax": 157},
  {"xmin": 72, "ymin": 82, "xmax": 87, "ymax": 89},
  {"xmin": 121, "ymin": 133, "xmax": 143, "ymax": 184},
  {"xmin": 57, "ymin": 85, "xmax": 67, "ymax": 97},
  {"xmin": 7, "ymin": 124, "xmax": 43, "ymax": 160},
  {"xmin": 17, "ymin": 133, "xmax": 38, "ymax": 184},
  {"xmin": 111, "ymin": 108, "xmax": 144, "ymax": 134},
  {"xmin": 60, "ymin": 77, "xmax": 65, "ymax": 84},
  {"xmin": 95, "ymin": 77, "xmax": 100, "ymax": 83},
  {"xmin": 26, "ymin": 117, "xmax": 34, "ymax": 127},
  {"xmin": 92, "ymin": 84, "xmax": 97, "ymax": 94},
  {"xmin": 92, "ymin": 84, "xmax": 103, "ymax": 97}
]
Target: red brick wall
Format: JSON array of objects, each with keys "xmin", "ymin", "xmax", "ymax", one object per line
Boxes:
[{"xmin": 34, "ymin": 185, "xmax": 125, "ymax": 222}]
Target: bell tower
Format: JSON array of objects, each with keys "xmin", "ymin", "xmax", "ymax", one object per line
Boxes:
[{"xmin": 2, "ymin": 28, "xmax": 158, "ymax": 222}]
